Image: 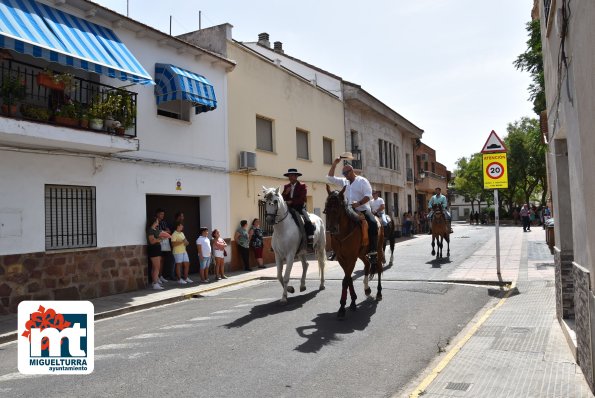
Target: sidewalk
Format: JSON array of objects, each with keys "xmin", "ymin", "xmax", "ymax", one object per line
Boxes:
[{"xmin": 406, "ymin": 226, "xmax": 594, "ymax": 397}]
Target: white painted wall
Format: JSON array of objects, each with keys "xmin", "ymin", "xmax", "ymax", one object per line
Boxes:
[{"xmin": 0, "ymin": 150, "xmax": 229, "ymax": 256}]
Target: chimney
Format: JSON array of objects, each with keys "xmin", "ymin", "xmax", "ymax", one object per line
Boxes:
[
  {"xmin": 273, "ymin": 41, "xmax": 284, "ymax": 54},
  {"xmin": 257, "ymin": 32, "xmax": 270, "ymax": 48}
]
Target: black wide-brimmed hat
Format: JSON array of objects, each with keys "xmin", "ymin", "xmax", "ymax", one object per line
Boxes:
[{"xmin": 283, "ymin": 168, "xmax": 302, "ymax": 177}]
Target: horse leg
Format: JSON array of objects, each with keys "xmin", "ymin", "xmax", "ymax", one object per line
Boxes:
[
  {"xmin": 338, "ymin": 276, "xmax": 348, "ymax": 319},
  {"xmin": 284, "ymin": 253, "xmax": 295, "ymax": 295},
  {"xmin": 431, "ymin": 236, "xmax": 436, "ymax": 256},
  {"xmin": 376, "ymin": 271, "xmax": 383, "ymax": 301},
  {"xmin": 299, "ymin": 254, "xmax": 309, "ymax": 292},
  {"xmin": 349, "ymin": 277, "xmax": 357, "ymax": 311},
  {"xmin": 446, "ymin": 235, "xmax": 450, "ymax": 257},
  {"xmin": 363, "ymin": 256, "xmax": 372, "ymax": 296},
  {"xmin": 438, "ymin": 236, "xmax": 443, "ymax": 259},
  {"xmin": 316, "ymin": 243, "xmax": 326, "ymax": 290}
]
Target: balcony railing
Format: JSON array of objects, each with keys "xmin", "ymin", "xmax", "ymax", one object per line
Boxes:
[
  {"xmin": 420, "ymin": 170, "xmax": 446, "ymax": 180},
  {"xmin": 0, "ymin": 58, "xmax": 137, "ymax": 137},
  {"xmin": 406, "ymin": 167, "xmax": 413, "ymax": 182},
  {"xmin": 258, "ymin": 200, "xmax": 274, "ymax": 236}
]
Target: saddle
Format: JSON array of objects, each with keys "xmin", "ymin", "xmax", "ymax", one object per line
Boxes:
[{"xmin": 288, "ymin": 208, "xmax": 315, "ymax": 252}]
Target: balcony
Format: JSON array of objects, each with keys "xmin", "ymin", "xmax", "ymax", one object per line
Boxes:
[
  {"xmin": 415, "ymin": 170, "xmax": 447, "ymax": 193},
  {"xmin": 0, "ymin": 59, "xmax": 138, "ymax": 153}
]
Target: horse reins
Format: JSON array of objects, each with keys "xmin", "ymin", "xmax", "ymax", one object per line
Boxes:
[{"xmin": 265, "ymin": 195, "xmax": 290, "ymax": 225}]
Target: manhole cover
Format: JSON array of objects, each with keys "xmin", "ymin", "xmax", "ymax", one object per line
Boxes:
[{"xmin": 446, "ymin": 382, "xmax": 471, "ymax": 391}]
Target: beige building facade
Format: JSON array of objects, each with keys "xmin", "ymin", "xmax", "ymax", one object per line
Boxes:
[
  {"xmin": 536, "ymin": 0, "xmax": 595, "ymax": 392},
  {"xmin": 180, "ymin": 25, "xmax": 345, "ymax": 267}
]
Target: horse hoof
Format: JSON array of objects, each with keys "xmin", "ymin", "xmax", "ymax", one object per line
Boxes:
[
  {"xmin": 280, "ymin": 299, "xmax": 288, "ymax": 305},
  {"xmin": 300, "ymin": 286, "xmax": 306, "ymax": 292},
  {"xmin": 376, "ymin": 294, "xmax": 383, "ymax": 301},
  {"xmin": 287, "ymin": 286, "xmax": 295, "ymax": 294},
  {"xmin": 337, "ymin": 308, "xmax": 346, "ymax": 319},
  {"xmin": 364, "ymin": 287, "xmax": 372, "ymax": 296},
  {"xmin": 350, "ymin": 302, "xmax": 357, "ymax": 311},
  {"xmin": 431, "ymin": 251, "xmax": 435, "ymax": 256},
  {"xmin": 319, "ymin": 285, "xmax": 325, "ymax": 291}
]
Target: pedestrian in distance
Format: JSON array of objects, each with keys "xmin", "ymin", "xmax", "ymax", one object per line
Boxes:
[
  {"xmin": 250, "ymin": 218, "xmax": 265, "ymax": 269},
  {"xmin": 196, "ymin": 227, "xmax": 212, "ymax": 282},
  {"xmin": 234, "ymin": 220, "xmax": 252, "ymax": 271},
  {"xmin": 520, "ymin": 203, "xmax": 531, "ymax": 232},
  {"xmin": 171, "ymin": 222, "xmax": 192, "ymax": 284},
  {"xmin": 212, "ymin": 229, "xmax": 228, "ymax": 280}
]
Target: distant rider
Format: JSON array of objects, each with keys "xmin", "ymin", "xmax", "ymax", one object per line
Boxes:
[{"xmin": 427, "ymin": 187, "xmax": 452, "ymax": 233}]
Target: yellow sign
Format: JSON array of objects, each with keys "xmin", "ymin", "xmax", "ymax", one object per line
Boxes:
[{"xmin": 483, "ymin": 153, "xmax": 508, "ymax": 189}]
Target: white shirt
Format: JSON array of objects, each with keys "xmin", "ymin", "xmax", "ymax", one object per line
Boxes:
[
  {"xmin": 289, "ymin": 182, "xmax": 296, "ymax": 198},
  {"xmin": 196, "ymin": 236, "xmax": 211, "ymax": 257},
  {"xmin": 370, "ymin": 197, "xmax": 385, "ymax": 213},
  {"xmin": 327, "ymin": 175, "xmax": 372, "ymax": 212}
]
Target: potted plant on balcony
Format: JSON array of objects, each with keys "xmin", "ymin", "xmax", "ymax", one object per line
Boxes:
[
  {"xmin": 21, "ymin": 104, "xmax": 50, "ymax": 122},
  {"xmin": 36, "ymin": 70, "xmax": 76, "ymax": 92},
  {"xmin": 53, "ymin": 102, "xmax": 78, "ymax": 127},
  {"xmin": 102, "ymin": 91, "xmax": 123, "ymax": 132},
  {"xmin": 88, "ymin": 97, "xmax": 106, "ymax": 130},
  {"xmin": 1, "ymin": 75, "xmax": 26, "ymax": 116}
]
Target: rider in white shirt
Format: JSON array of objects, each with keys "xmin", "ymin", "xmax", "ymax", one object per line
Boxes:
[
  {"xmin": 370, "ymin": 191, "xmax": 388, "ymax": 227},
  {"xmin": 327, "ymin": 157, "xmax": 378, "ymax": 259}
]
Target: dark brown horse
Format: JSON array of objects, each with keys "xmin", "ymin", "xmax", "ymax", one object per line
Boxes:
[
  {"xmin": 324, "ymin": 185, "xmax": 384, "ymax": 318},
  {"xmin": 431, "ymin": 204, "xmax": 450, "ymax": 258}
]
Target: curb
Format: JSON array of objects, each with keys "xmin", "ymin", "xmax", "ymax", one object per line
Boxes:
[{"xmin": 0, "ymin": 275, "xmax": 263, "ymax": 345}]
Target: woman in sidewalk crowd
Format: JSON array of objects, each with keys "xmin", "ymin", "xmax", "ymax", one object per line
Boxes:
[
  {"xmin": 147, "ymin": 218, "xmax": 165, "ymax": 290},
  {"xmin": 234, "ymin": 220, "xmax": 252, "ymax": 271},
  {"xmin": 156, "ymin": 208, "xmax": 172, "ymax": 283},
  {"xmin": 196, "ymin": 227, "xmax": 212, "ymax": 283},
  {"xmin": 250, "ymin": 218, "xmax": 265, "ymax": 269},
  {"xmin": 171, "ymin": 222, "xmax": 192, "ymax": 284},
  {"xmin": 212, "ymin": 229, "xmax": 228, "ymax": 280}
]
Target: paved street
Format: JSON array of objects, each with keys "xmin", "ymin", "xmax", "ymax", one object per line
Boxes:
[{"xmin": 0, "ymin": 223, "xmax": 590, "ymax": 397}]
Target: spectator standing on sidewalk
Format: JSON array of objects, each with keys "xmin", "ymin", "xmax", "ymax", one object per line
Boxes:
[
  {"xmin": 212, "ymin": 229, "xmax": 228, "ymax": 280},
  {"xmin": 156, "ymin": 208, "xmax": 173, "ymax": 283},
  {"xmin": 147, "ymin": 218, "xmax": 165, "ymax": 290},
  {"xmin": 196, "ymin": 227, "xmax": 212, "ymax": 282},
  {"xmin": 520, "ymin": 204, "xmax": 531, "ymax": 232},
  {"xmin": 250, "ymin": 218, "xmax": 265, "ymax": 269},
  {"xmin": 171, "ymin": 222, "xmax": 192, "ymax": 284},
  {"xmin": 234, "ymin": 220, "xmax": 252, "ymax": 271}
]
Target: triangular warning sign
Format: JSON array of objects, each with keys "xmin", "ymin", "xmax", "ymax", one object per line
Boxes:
[{"xmin": 481, "ymin": 130, "xmax": 507, "ymax": 153}]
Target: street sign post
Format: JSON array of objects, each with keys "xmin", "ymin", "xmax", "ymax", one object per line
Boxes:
[{"xmin": 481, "ymin": 130, "xmax": 507, "ymax": 283}]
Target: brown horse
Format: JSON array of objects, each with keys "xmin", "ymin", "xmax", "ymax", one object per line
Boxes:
[
  {"xmin": 430, "ymin": 204, "xmax": 450, "ymax": 258},
  {"xmin": 324, "ymin": 185, "xmax": 384, "ymax": 318}
]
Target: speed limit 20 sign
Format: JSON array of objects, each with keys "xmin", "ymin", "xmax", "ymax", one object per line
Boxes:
[{"xmin": 482, "ymin": 153, "xmax": 508, "ymax": 189}]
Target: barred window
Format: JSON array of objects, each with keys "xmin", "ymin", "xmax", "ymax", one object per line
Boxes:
[
  {"xmin": 257, "ymin": 200, "xmax": 273, "ymax": 236},
  {"xmin": 45, "ymin": 185, "xmax": 97, "ymax": 250},
  {"xmin": 379, "ymin": 139, "xmax": 400, "ymax": 171}
]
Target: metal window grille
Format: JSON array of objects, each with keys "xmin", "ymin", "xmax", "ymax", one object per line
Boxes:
[
  {"xmin": 45, "ymin": 185, "xmax": 97, "ymax": 250},
  {"xmin": 544, "ymin": 0, "xmax": 552, "ymax": 26},
  {"xmin": 258, "ymin": 200, "xmax": 274, "ymax": 236}
]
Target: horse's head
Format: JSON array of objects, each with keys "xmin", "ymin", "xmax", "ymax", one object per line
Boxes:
[
  {"xmin": 262, "ymin": 186, "xmax": 285, "ymax": 225},
  {"xmin": 324, "ymin": 184, "xmax": 346, "ymax": 234},
  {"xmin": 433, "ymin": 205, "xmax": 445, "ymax": 223}
]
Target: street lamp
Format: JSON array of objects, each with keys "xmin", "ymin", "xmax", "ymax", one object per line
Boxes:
[{"xmin": 419, "ymin": 171, "xmax": 426, "ymax": 179}]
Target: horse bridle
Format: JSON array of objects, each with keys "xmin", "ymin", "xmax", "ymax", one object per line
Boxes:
[
  {"xmin": 264, "ymin": 193, "xmax": 290, "ymax": 225},
  {"xmin": 324, "ymin": 191, "xmax": 346, "ymax": 235}
]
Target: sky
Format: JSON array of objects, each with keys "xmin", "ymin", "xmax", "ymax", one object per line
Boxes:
[{"xmin": 95, "ymin": 0, "xmax": 535, "ymax": 171}]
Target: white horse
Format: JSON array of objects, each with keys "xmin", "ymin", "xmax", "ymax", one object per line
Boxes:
[{"xmin": 262, "ymin": 186, "xmax": 326, "ymax": 304}]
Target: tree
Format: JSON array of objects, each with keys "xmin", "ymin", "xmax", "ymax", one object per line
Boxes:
[
  {"xmin": 514, "ymin": 19, "xmax": 545, "ymax": 115},
  {"xmin": 504, "ymin": 117, "xmax": 547, "ymax": 206},
  {"xmin": 454, "ymin": 154, "xmax": 485, "ymax": 214}
]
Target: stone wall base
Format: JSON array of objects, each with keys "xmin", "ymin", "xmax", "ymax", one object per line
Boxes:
[
  {"xmin": 573, "ymin": 261, "xmax": 594, "ymax": 392},
  {"xmin": 0, "ymin": 245, "xmax": 147, "ymax": 314},
  {"xmin": 555, "ymin": 246, "xmax": 575, "ymax": 319}
]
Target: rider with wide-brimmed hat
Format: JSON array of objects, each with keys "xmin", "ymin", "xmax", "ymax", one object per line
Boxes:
[{"xmin": 282, "ymin": 168, "xmax": 315, "ymax": 248}]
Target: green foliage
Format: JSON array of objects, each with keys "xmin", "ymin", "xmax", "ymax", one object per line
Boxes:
[
  {"xmin": 54, "ymin": 103, "xmax": 78, "ymax": 118},
  {"xmin": 21, "ymin": 104, "xmax": 50, "ymax": 121},
  {"xmin": 1, "ymin": 75, "xmax": 26, "ymax": 105},
  {"xmin": 454, "ymin": 153, "xmax": 486, "ymax": 212},
  {"xmin": 514, "ymin": 19, "xmax": 545, "ymax": 115}
]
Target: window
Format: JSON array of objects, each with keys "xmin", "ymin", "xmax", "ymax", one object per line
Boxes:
[
  {"xmin": 257, "ymin": 200, "xmax": 273, "ymax": 236},
  {"xmin": 544, "ymin": 0, "xmax": 552, "ymax": 26},
  {"xmin": 393, "ymin": 193, "xmax": 399, "ymax": 216},
  {"xmin": 407, "ymin": 194, "xmax": 412, "ymax": 213},
  {"xmin": 296, "ymin": 129, "xmax": 309, "ymax": 160},
  {"xmin": 350, "ymin": 130, "xmax": 359, "ymax": 150},
  {"xmin": 379, "ymin": 139, "xmax": 400, "ymax": 171},
  {"xmin": 45, "ymin": 185, "xmax": 97, "ymax": 250},
  {"xmin": 157, "ymin": 100, "xmax": 192, "ymax": 121},
  {"xmin": 431, "ymin": 162, "xmax": 436, "ymax": 173},
  {"xmin": 323, "ymin": 137, "xmax": 333, "ymax": 165},
  {"xmin": 256, "ymin": 116, "xmax": 273, "ymax": 152}
]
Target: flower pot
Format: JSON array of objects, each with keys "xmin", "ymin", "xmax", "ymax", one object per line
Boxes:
[
  {"xmin": 115, "ymin": 126, "xmax": 125, "ymax": 136},
  {"xmin": 79, "ymin": 119, "xmax": 89, "ymax": 129},
  {"xmin": 36, "ymin": 73, "xmax": 65, "ymax": 91},
  {"xmin": 54, "ymin": 115, "xmax": 78, "ymax": 127},
  {"xmin": 89, "ymin": 118, "xmax": 104, "ymax": 130},
  {"xmin": 1, "ymin": 104, "xmax": 17, "ymax": 116}
]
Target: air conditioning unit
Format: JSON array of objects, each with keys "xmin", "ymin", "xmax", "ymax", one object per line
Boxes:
[
  {"xmin": 239, "ymin": 151, "xmax": 256, "ymax": 171},
  {"xmin": 420, "ymin": 153, "xmax": 429, "ymax": 161}
]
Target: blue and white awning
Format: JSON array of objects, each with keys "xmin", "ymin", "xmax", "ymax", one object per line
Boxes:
[
  {"xmin": 154, "ymin": 63, "xmax": 217, "ymax": 114},
  {"xmin": 0, "ymin": 0, "xmax": 153, "ymax": 85}
]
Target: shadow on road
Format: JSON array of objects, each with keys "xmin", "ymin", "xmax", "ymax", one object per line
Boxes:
[
  {"xmin": 488, "ymin": 286, "xmax": 520, "ymax": 299},
  {"xmin": 425, "ymin": 257, "xmax": 452, "ymax": 268},
  {"xmin": 222, "ymin": 289, "xmax": 322, "ymax": 329},
  {"xmin": 294, "ymin": 298, "xmax": 378, "ymax": 353}
]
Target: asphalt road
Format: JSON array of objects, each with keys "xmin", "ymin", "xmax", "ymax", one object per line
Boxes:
[{"xmin": 0, "ymin": 224, "xmax": 498, "ymax": 398}]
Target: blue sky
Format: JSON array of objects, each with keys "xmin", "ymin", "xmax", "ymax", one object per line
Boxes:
[{"xmin": 96, "ymin": 0, "xmax": 535, "ymax": 170}]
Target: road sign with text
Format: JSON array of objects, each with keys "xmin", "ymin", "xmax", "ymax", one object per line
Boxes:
[{"xmin": 483, "ymin": 153, "xmax": 508, "ymax": 189}]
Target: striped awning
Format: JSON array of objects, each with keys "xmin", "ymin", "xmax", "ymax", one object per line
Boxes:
[
  {"xmin": 154, "ymin": 63, "xmax": 217, "ymax": 114},
  {"xmin": 0, "ymin": 0, "xmax": 153, "ymax": 85}
]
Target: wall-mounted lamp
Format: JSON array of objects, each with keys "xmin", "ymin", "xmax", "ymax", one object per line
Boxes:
[{"xmin": 419, "ymin": 171, "xmax": 426, "ymax": 179}]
